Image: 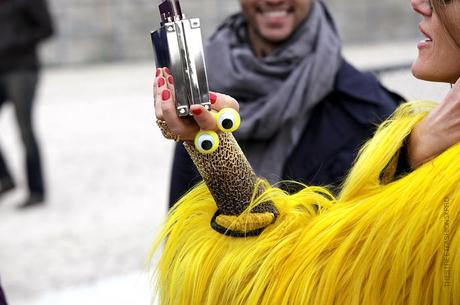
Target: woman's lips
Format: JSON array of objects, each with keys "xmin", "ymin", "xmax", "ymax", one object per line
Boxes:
[
  {"xmin": 417, "ymin": 40, "xmax": 432, "ymax": 50},
  {"xmin": 418, "ymin": 25, "xmax": 433, "ymax": 50}
]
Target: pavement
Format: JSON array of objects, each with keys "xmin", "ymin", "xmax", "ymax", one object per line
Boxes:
[
  {"xmin": 0, "ymin": 62, "xmax": 169, "ymax": 304},
  {"xmin": 0, "ymin": 42, "xmax": 452, "ymax": 305}
]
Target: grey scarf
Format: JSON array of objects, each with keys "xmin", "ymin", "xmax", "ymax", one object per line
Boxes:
[{"xmin": 205, "ymin": 0, "xmax": 342, "ymax": 183}]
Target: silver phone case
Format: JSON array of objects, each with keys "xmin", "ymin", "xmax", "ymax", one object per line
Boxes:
[{"xmin": 151, "ymin": 1, "xmax": 211, "ymax": 116}]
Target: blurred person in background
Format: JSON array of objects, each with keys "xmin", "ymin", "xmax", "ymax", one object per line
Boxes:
[
  {"xmin": 0, "ymin": 282, "xmax": 7, "ymax": 305},
  {"xmin": 0, "ymin": 0, "xmax": 54, "ymax": 208},
  {"xmin": 168, "ymin": 0, "xmax": 404, "ymax": 206}
]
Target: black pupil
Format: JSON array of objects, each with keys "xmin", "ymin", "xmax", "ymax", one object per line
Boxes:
[
  {"xmin": 222, "ymin": 119, "xmax": 233, "ymax": 129},
  {"xmin": 202, "ymin": 140, "xmax": 213, "ymax": 150}
]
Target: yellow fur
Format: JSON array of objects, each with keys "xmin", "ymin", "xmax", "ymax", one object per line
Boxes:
[{"xmin": 151, "ymin": 101, "xmax": 459, "ymax": 305}]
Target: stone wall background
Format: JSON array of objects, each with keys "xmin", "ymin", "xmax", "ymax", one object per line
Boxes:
[{"xmin": 41, "ymin": 0, "xmax": 421, "ymax": 66}]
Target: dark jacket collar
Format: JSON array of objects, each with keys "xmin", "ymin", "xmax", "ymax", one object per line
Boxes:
[{"xmin": 334, "ymin": 58, "xmax": 404, "ymax": 104}]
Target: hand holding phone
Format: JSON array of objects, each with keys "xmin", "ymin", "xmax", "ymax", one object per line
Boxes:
[{"xmin": 151, "ymin": 0, "xmax": 211, "ymax": 117}]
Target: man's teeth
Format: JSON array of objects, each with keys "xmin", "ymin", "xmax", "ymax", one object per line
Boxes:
[{"xmin": 264, "ymin": 11, "xmax": 288, "ymax": 17}]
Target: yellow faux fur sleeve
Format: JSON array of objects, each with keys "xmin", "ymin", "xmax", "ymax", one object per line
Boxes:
[{"xmin": 339, "ymin": 100, "xmax": 435, "ymax": 201}]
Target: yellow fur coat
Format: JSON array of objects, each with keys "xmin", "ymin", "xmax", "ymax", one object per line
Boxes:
[{"xmin": 151, "ymin": 101, "xmax": 459, "ymax": 305}]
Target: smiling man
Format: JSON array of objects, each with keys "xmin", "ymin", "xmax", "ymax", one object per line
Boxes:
[
  {"xmin": 168, "ymin": 0, "xmax": 404, "ymax": 207},
  {"xmin": 241, "ymin": 0, "xmax": 313, "ymax": 56}
]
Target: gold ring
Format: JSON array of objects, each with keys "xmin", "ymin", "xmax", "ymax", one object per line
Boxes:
[{"xmin": 156, "ymin": 119, "xmax": 181, "ymax": 142}]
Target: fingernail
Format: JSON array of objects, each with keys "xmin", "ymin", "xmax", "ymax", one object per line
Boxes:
[
  {"xmin": 158, "ymin": 78, "xmax": 165, "ymax": 87},
  {"xmin": 164, "ymin": 67, "xmax": 171, "ymax": 75},
  {"xmin": 155, "ymin": 68, "xmax": 161, "ymax": 77},
  {"xmin": 162, "ymin": 90, "xmax": 171, "ymax": 101},
  {"xmin": 192, "ymin": 108, "xmax": 203, "ymax": 116},
  {"xmin": 168, "ymin": 76, "xmax": 174, "ymax": 85},
  {"xmin": 209, "ymin": 92, "xmax": 217, "ymax": 104}
]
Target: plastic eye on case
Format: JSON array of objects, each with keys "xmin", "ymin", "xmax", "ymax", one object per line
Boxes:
[
  {"xmin": 195, "ymin": 130, "xmax": 219, "ymax": 154},
  {"xmin": 194, "ymin": 108, "xmax": 240, "ymax": 154},
  {"xmin": 216, "ymin": 108, "xmax": 240, "ymax": 133}
]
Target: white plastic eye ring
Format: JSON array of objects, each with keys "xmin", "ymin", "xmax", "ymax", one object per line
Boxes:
[
  {"xmin": 194, "ymin": 130, "xmax": 219, "ymax": 154},
  {"xmin": 216, "ymin": 108, "xmax": 241, "ymax": 133}
]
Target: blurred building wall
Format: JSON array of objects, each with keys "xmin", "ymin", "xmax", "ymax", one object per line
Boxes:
[{"xmin": 42, "ymin": 0, "xmax": 420, "ymax": 66}]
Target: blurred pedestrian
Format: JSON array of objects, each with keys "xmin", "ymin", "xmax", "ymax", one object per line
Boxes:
[
  {"xmin": 168, "ymin": 0, "xmax": 403, "ymax": 206},
  {"xmin": 0, "ymin": 281, "xmax": 7, "ymax": 305},
  {"xmin": 0, "ymin": 0, "xmax": 54, "ymax": 208}
]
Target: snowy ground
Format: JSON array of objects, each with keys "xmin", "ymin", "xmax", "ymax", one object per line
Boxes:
[{"xmin": 0, "ymin": 43, "xmax": 452, "ymax": 305}]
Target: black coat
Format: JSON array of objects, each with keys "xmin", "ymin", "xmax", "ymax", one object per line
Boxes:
[
  {"xmin": 0, "ymin": 0, "xmax": 54, "ymax": 73},
  {"xmin": 168, "ymin": 59, "xmax": 403, "ymax": 207}
]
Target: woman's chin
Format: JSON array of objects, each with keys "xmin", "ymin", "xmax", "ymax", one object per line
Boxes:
[
  {"xmin": 412, "ymin": 60, "xmax": 460, "ymax": 84},
  {"xmin": 411, "ymin": 64, "xmax": 432, "ymax": 82},
  {"xmin": 412, "ymin": 64, "xmax": 448, "ymax": 83}
]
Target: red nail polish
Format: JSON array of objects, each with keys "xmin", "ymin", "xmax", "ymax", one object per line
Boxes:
[
  {"xmin": 155, "ymin": 68, "xmax": 161, "ymax": 77},
  {"xmin": 162, "ymin": 90, "xmax": 171, "ymax": 101},
  {"xmin": 209, "ymin": 92, "xmax": 217, "ymax": 104},
  {"xmin": 192, "ymin": 108, "xmax": 203, "ymax": 116},
  {"xmin": 158, "ymin": 78, "xmax": 165, "ymax": 87},
  {"xmin": 164, "ymin": 67, "xmax": 171, "ymax": 75},
  {"xmin": 168, "ymin": 76, "xmax": 174, "ymax": 85}
]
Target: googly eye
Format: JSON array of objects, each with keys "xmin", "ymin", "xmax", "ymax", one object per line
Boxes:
[
  {"xmin": 216, "ymin": 108, "xmax": 240, "ymax": 133},
  {"xmin": 194, "ymin": 130, "xmax": 219, "ymax": 154}
]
